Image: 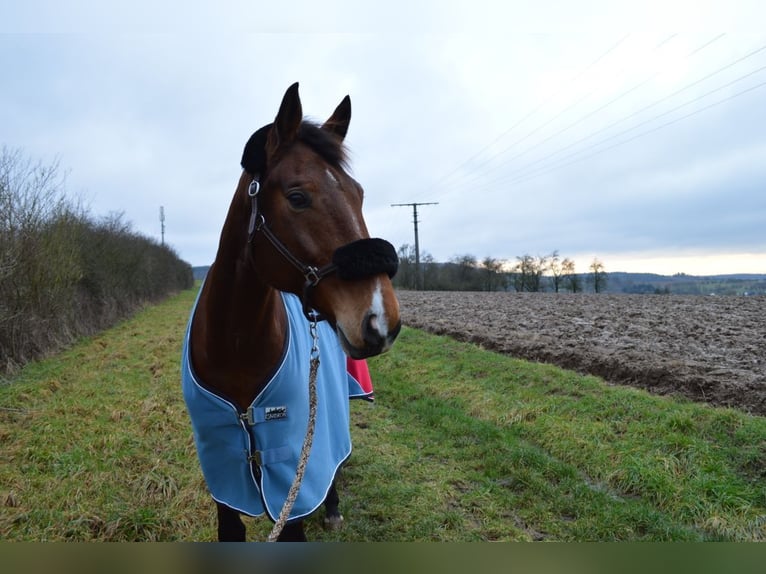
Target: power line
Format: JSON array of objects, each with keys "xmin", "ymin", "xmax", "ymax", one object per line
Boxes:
[
  {"xmin": 421, "ymin": 35, "xmax": 631, "ymax": 195},
  {"xmin": 486, "ymin": 43, "xmax": 766, "ymax": 188},
  {"xmin": 435, "ymin": 33, "xmax": 729, "ymax": 199},
  {"xmin": 484, "ymin": 36, "xmax": 726, "ymax": 176},
  {"xmin": 502, "ymin": 76, "xmax": 766, "ymax": 187},
  {"xmin": 489, "ymin": 50, "xmax": 766, "ymax": 188}
]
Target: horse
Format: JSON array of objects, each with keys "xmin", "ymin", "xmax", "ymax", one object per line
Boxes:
[{"xmin": 181, "ymin": 83, "xmax": 401, "ymax": 541}]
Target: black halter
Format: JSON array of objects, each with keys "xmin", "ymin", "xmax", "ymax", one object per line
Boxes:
[{"xmin": 246, "ymin": 177, "xmax": 398, "ymax": 321}]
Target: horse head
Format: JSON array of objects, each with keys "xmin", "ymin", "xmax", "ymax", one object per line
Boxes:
[{"xmin": 241, "ymin": 83, "xmax": 401, "ymax": 359}]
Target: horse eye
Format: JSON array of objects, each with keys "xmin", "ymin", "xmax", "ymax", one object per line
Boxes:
[{"xmin": 286, "ymin": 190, "xmax": 311, "ymax": 209}]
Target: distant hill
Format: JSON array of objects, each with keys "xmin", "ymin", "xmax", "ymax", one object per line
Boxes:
[
  {"xmin": 606, "ymin": 272, "xmax": 766, "ymax": 295},
  {"xmin": 192, "ymin": 266, "xmax": 210, "ymax": 281},
  {"xmin": 192, "ymin": 264, "xmax": 764, "ymax": 295}
]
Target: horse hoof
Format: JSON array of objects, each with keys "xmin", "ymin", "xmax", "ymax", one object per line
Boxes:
[{"xmin": 323, "ymin": 514, "xmax": 344, "ymax": 531}]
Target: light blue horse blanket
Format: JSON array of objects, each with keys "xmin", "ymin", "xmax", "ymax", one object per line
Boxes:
[{"xmin": 181, "ymin": 290, "xmax": 370, "ymax": 521}]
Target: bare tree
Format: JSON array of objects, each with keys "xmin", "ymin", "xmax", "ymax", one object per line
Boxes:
[
  {"xmin": 394, "ymin": 244, "xmax": 417, "ymax": 289},
  {"xmin": 481, "ymin": 256, "xmax": 504, "ymax": 291},
  {"xmin": 421, "ymin": 252, "xmax": 436, "ymax": 290},
  {"xmin": 562, "ymin": 258, "xmax": 581, "ymax": 293},
  {"xmin": 451, "ymin": 254, "xmax": 480, "ymax": 290},
  {"xmin": 589, "ymin": 258, "xmax": 607, "ymax": 293},
  {"xmin": 513, "ymin": 254, "xmax": 548, "ymax": 292},
  {"xmin": 549, "ymin": 250, "xmax": 563, "ymax": 292},
  {"xmin": 394, "ymin": 243, "xmax": 437, "ymax": 290}
]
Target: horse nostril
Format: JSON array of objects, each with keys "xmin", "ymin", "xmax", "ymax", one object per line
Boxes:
[{"xmin": 362, "ymin": 313, "xmax": 384, "ymax": 348}]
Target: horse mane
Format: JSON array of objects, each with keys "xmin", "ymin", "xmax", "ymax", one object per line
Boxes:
[{"xmin": 241, "ymin": 121, "xmax": 348, "ymax": 176}]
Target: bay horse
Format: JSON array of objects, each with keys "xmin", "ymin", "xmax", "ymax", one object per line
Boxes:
[{"xmin": 181, "ymin": 83, "xmax": 401, "ymax": 541}]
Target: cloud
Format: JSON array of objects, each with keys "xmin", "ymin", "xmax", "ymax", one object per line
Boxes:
[{"xmin": 1, "ymin": 2, "xmax": 765, "ymax": 274}]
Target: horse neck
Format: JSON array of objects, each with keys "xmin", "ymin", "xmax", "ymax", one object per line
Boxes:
[{"xmin": 191, "ymin": 172, "xmax": 287, "ymax": 410}]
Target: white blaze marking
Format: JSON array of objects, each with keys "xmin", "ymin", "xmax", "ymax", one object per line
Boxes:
[
  {"xmin": 370, "ymin": 279, "xmax": 388, "ymax": 338},
  {"xmin": 327, "ymin": 167, "xmax": 364, "ymax": 235},
  {"xmin": 326, "ymin": 168, "xmax": 339, "ymax": 186}
]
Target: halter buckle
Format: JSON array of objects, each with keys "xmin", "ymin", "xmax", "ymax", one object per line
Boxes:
[
  {"xmin": 247, "ymin": 178, "xmax": 262, "ymax": 242},
  {"xmin": 304, "ymin": 266, "xmax": 321, "ymax": 287},
  {"xmin": 254, "ymin": 213, "xmax": 266, "ymax": 231}
]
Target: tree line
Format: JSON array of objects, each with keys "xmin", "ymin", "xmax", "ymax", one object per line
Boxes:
[
  {"xmin": 1, "ymin": 147, "xmax": 193, "ymax": 375},
  {"xmin": 393, "ymin": 245, "xmax": 608, "ymax": 293}
]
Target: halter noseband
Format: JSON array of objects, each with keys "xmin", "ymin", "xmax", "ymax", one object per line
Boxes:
[{"xmin": 246, "ymin": 176, "xmax": 398, "ymax": 321}]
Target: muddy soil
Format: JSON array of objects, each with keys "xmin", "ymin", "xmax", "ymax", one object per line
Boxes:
[{"xmin": 395, "ymin": 291, "xmax": 766, "ymax": 416}]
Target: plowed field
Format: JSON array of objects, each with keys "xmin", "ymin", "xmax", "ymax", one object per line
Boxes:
[{"xmin": 396, "ymin": 291, "xmax": 766, "ymax": 416}]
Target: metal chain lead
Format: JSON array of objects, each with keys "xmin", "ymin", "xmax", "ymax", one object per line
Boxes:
[
  {"xmin": 267, "ymin": 316, "xmax": 320, "ymax": 542},
  {"xmin": 309, "ymin": 314, "xmax": 320, "ymax": 358}
]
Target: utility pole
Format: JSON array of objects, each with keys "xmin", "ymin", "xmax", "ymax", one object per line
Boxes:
[
  {"xmin": 391, "ymin": 202, "xmax": 438, "ymax": 290},
  {"xmin": 159, "ymin": 206, "xmax": 165, "ymax": 246}
]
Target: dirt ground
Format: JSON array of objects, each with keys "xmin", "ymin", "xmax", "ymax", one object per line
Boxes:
[{"xmin": 395, "ymin": 291, "xmax": 766, "ymax": 416}]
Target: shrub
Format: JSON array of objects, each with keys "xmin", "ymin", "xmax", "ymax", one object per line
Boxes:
[{"xmin": 0, "ymin": 147, "xmax": 193, "ymax": 375}]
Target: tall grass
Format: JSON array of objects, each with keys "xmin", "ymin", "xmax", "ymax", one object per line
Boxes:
[{"xmin": 1, "ymin": 286, "xmax": 763, "ymax": 541}]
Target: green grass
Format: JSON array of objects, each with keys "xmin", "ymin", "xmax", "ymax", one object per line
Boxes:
[{"xmin": 1, "ymin": 287, "xmax": 764, "ymax": 541}]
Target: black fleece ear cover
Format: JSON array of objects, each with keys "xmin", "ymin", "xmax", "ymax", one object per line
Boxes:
[
  {"xmin": 332, "ymin": 238, "xmax": 399, "ymax": 280},
  {"xmin": 241, "ymin": 123, "xmax": 272, "ymax": 175}
]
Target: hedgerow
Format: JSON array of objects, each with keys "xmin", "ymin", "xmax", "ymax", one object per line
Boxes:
[{"xmin": 0, "ymin": 147, "xmax": 192, "ymax": 374}]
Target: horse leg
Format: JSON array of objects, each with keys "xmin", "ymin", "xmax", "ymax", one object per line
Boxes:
[
  {"xmin": 216, "ymin": 500, "xmax": 246, "ymax": 541},
  {"xmin": 323, "ymin": 480, "xmax": 344, "ymax": 530},
  {"xmin": 214, "ymin": 482, "xmax": 341, "ymax": 541},
  {"xmin": 274, "ymin": 479, "xmax": 342, "ymax": 540},
  {"xmin": 277, "ymin": 520, "xmax": 307, "ymax": 541},
  {"xmin": 216, "ymin": 499, "xmax": 307, "ymax": 541}
]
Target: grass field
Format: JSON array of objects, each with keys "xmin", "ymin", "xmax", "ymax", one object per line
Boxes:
[{"xmin": 1, "ymin": 286, "xmax": 764, "ymax": 541}]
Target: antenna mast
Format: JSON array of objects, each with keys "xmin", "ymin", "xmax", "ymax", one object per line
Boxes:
[{"xmin": 159, "ymin": 206, "xmax": 166, "ymax": 246}]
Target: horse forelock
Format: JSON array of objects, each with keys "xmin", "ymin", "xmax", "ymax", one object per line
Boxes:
[{"xmin": 297, "ymin": 121, "xmax": 348, "ymax": 170}]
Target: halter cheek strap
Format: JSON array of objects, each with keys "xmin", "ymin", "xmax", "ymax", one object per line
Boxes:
[{"xmin": 246, "ymin": 176, "xmax": 398, "ymax": 320}]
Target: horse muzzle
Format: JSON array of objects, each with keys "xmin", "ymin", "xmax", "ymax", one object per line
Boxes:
[
  {"xmin": 302, "ymin": 238, "xmax": 398, "ymax": 321},
  {"xmin": 337, "ymin": 312, "xmax": 402, "ymax": 359},
  {"xmin": 318, "ymin": 240, "xmax": 401, "ymax": 358}
]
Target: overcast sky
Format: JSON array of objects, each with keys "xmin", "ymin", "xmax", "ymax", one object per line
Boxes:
[{"xmin": 2, "ymin": 1, "xmax": 765, "ymax": 275}]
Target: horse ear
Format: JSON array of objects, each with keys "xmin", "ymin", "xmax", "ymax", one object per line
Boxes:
[
  {"xmin": 266, "ymin": 82, "xmax": 303, "ymax": 162},
  {"xmin": 322, "ymin": 95, "xmax": 351, "ymax": 140}
]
